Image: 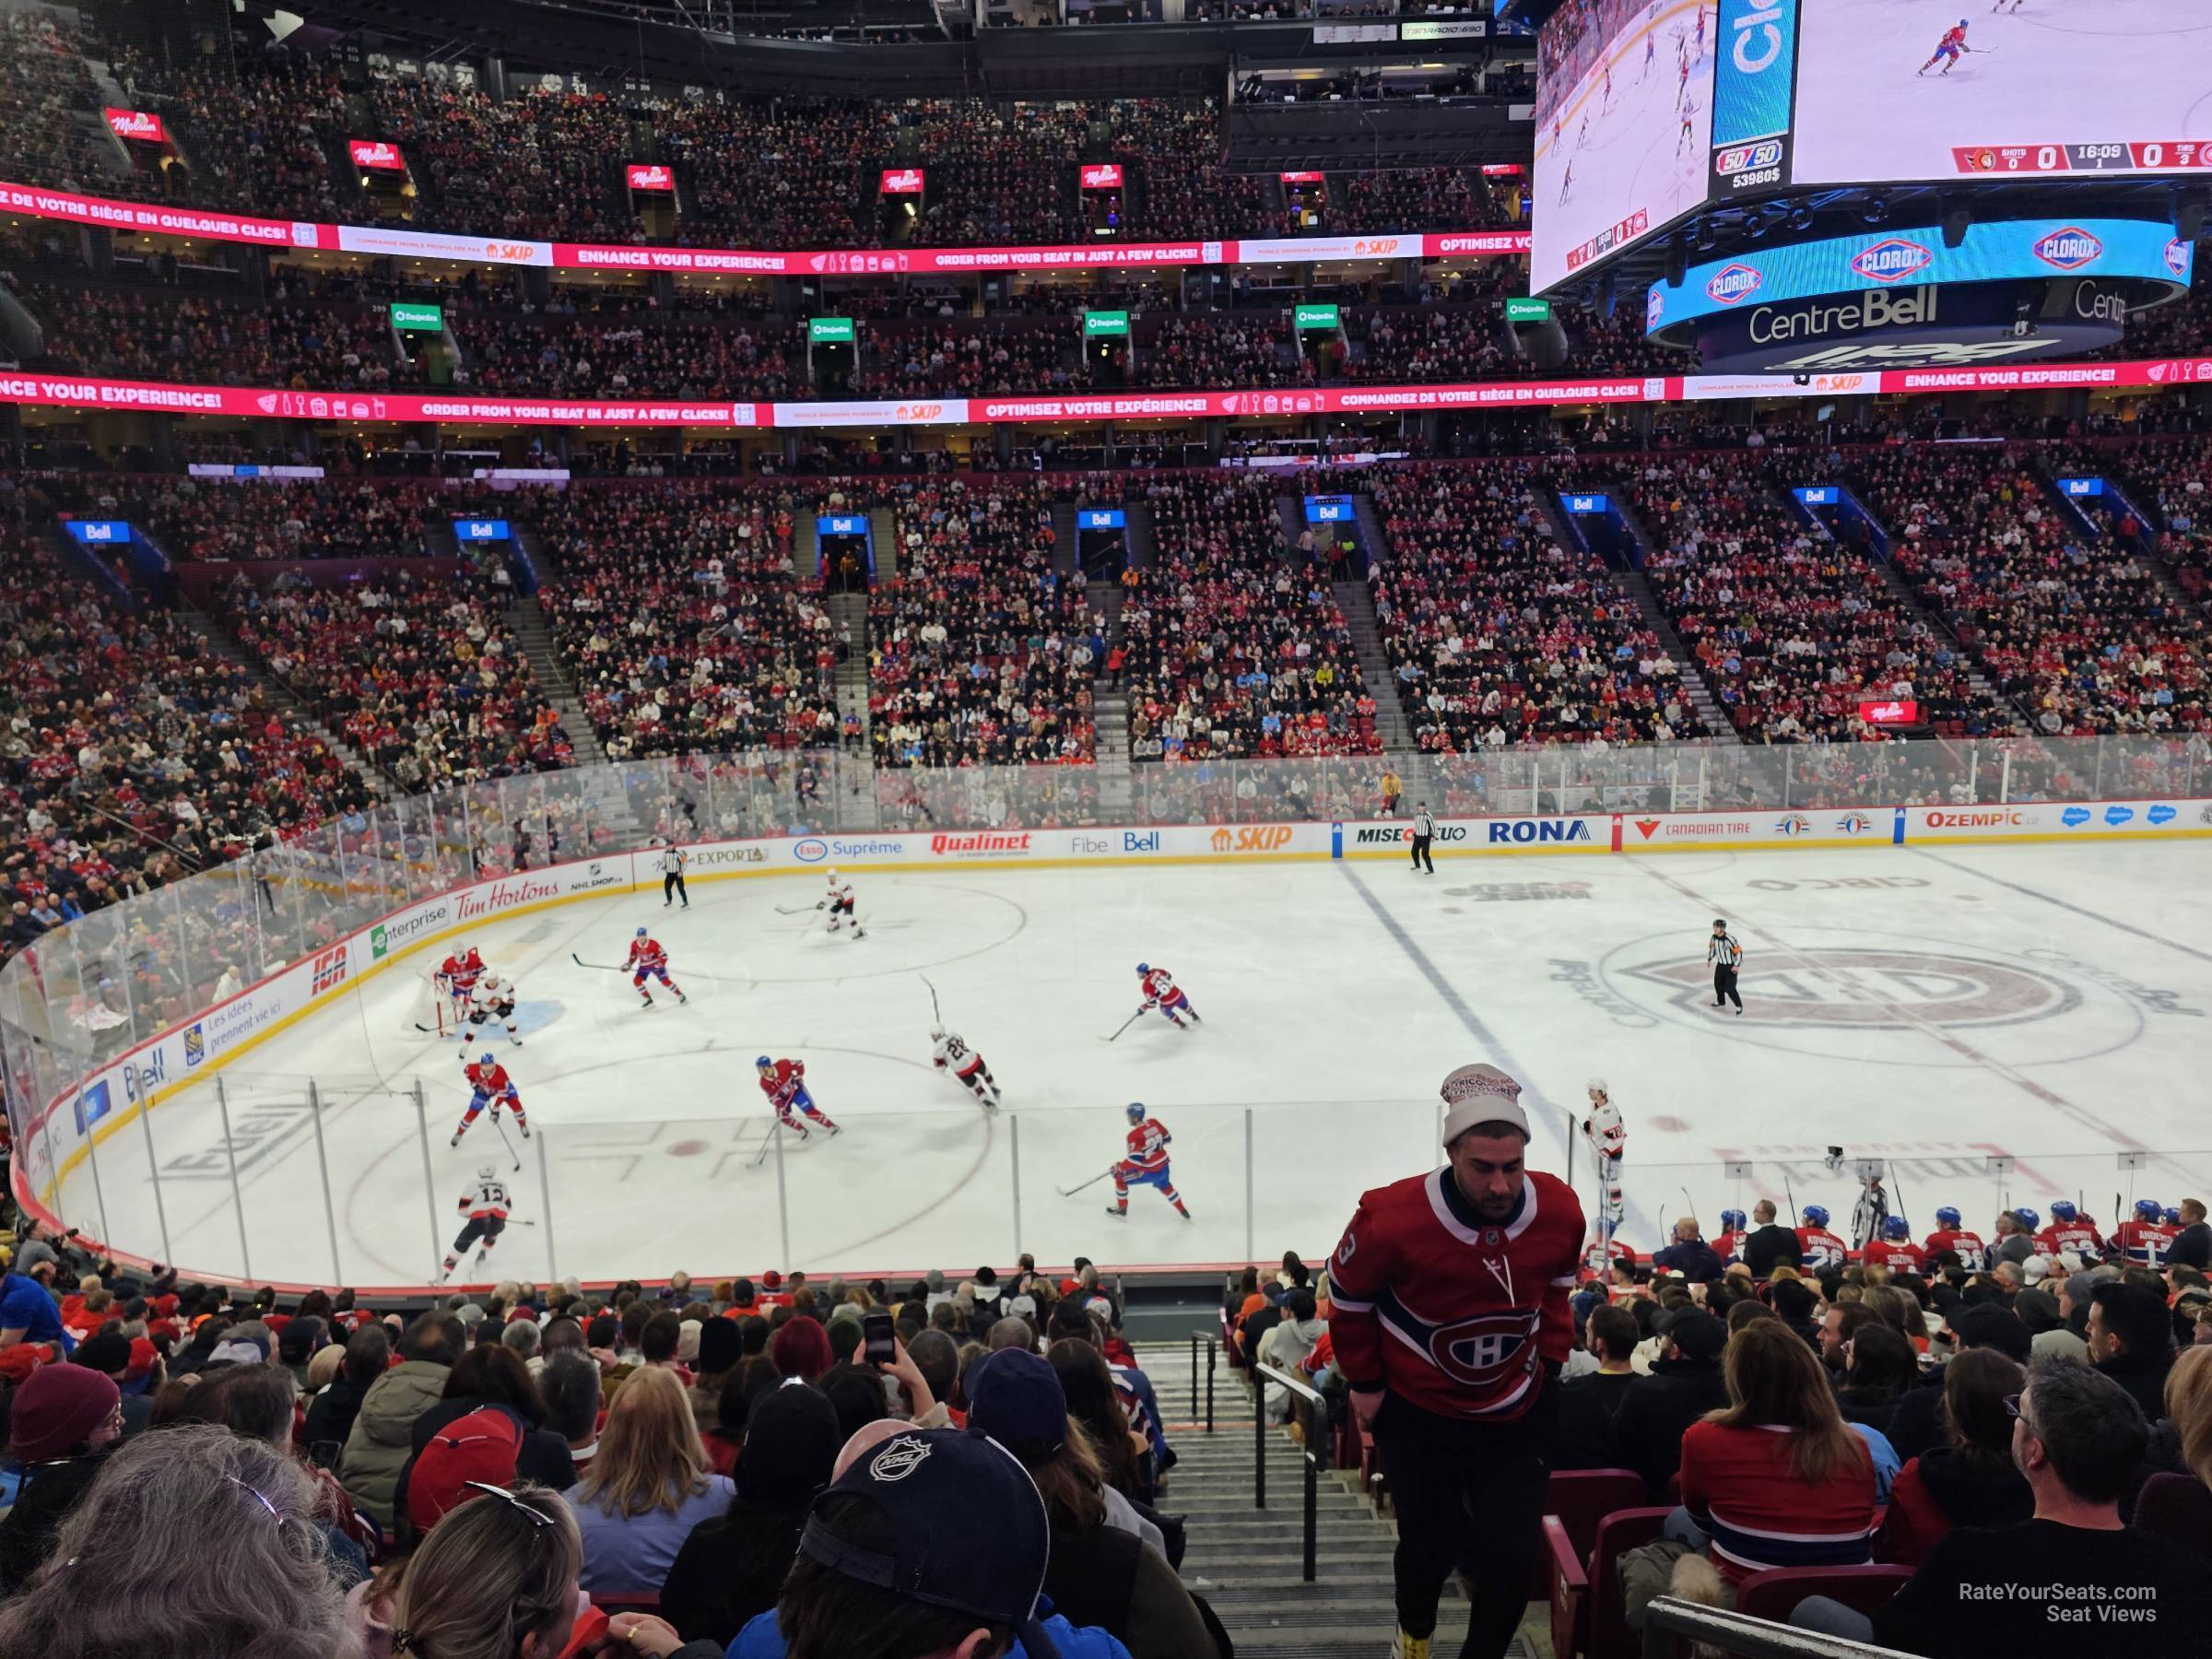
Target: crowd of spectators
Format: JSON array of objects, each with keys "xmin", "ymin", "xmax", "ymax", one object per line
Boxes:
[
  {"xmin": 1370, "ymin": 465, "xmax": 1707, "ymax": 750},
  {"xmin": 18, "ymin": 284, "xmax": 415, "ymax": 394},
  {"xmin": 1135, "ymin": 315, "xmax": 1308, "ymax": 390},
  {"xmin": 535, "ymin": 482, "xmax": 844, "ymax": 759},
  {"xmin": 868, "ymin": 480, "xmax": 1099, "ymax": 768},
  {"xmin": 0, "ymin": 11, "xmax": 138, "ymax": 205},
  {"xmin": 134, "ymin": 52, "xmax": 352, "ymax": 228},
  {"xmin": 1622, "ymin": 453, "xmax": 2007, "ymax": 742},
  {"xmin": 1854, "ymin": 445, "xmax": 2212, "ymax": 737},
  {"xmin": 222, "ymin": 570, "xmax": 574, "ymax": 788},
  {"xmin": 864, "ymin": 322, "xmax": 1086, "ymax": 399},
  {"xmin": 0, "ymin": 1242, "xmax": 1219, "ymax": 1658},
  {"xmin": 1121, "ymin": 477, "xmax": 1380, "ymax": 760},
  {"xmin": 449, "ymin": 316, "xmax": 815, "ymax": 403},
  {"xmin": 0, "ymin": 517, "xmax": 370, "ymax": 1003},
  {"xmin": 2136, "ymin": 436, "xmax": 2212, "ymax": 611},
  {"xmin": 109, "ymin": 477, "xmax": 440, "ymax": 564}
]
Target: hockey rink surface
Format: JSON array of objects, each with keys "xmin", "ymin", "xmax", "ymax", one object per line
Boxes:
[
  {"xmin": 1792, "ymin": 0, "xmax": 2212, "ymax": 187},
  {"xmin": 54, "ymin": 840, "xmax": 2212, "ymax": 1288}
]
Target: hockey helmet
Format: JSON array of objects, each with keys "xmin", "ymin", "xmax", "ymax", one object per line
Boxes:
[
  {"xmin": 1586, "ymin": 1077, "xmax": 1608, "ymax": 1100},
  {"xmin": 477, "ymin": 1164, "xmax": 497, "ymax": 1182},
  {"xmin": 636, "ymin": 926, "xmax": 649, "ymax": 937},
  {"xmin": 2012, "ymin": 1206, "xmax": 2040, "ymax": 1231},
  {"xmin": 826, "ymin": 867, "xmax": 839, "ymax": 880},
  {"xmin": 1935, "ymin": 1206, "xmax": 1961, "ymax": 1228},
  {"xmin": 1802, "ymin": 1205, "xmax": 1830, "ymax": 1230},
  {"xmin": 1125, "ymin": 1102, "xmax": 1146, "ymax": 1123},
  {"xmin": 1135, "ymin": 962, "xmax": 1150, "ymax": 976},
  {"xmin": 2165, "ymin": 1207, "xmax": 2184, "ymax": 1226},
  {"xmin": 2050, "ymin": 1200, "xmax": 2077, "ymax": 1223},
  {"xmin": 930, "ymin": 1027, "xmax": 946, "ymax": 1041},
  {"xmin": 479, "ymin": 1053, "xmax": 496, "ymax": 1066},
  {"xmin": 2136, "ymin": 1197, "xmax": 2165, "ymax": 1221},
  {"xmin": 756, "ymin": 1055, "xmax": 773, "ymax": 1069},
  {"xmin": 1720, "ymin": 1208, "xmax": 1747, "ymax": 1230},
  {"xmin": 1883, "ymin": 1216, "xmax": 1911, "ymax": 1241}
]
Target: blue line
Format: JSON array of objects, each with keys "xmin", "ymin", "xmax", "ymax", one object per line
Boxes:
[{"xmin": 1338, "ymin": 864, "xmax": 1657, "ymax": 1246}]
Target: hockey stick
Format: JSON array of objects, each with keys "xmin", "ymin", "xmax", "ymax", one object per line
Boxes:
[
  {"xmin": 1784, "ymin": 1171, "xmax": 1800, "ymax": 1230},
  {"xmin": 1100, "ymin": 1006, "xmax": 1144, "ymax": 1044},
  {"xmin": 920, "ymin": 973, "xmax": 942, "ymax": 1024},
  {"xmin": 1890, "ymin": 1170, "xmax": 1910, "ymax": 1234},
  {"xmin": 1681, "ymin": 1184, "xmax": 1698, "ymax": 1221},
  {"xmin": 571, "ymin": 953, "xmax": 626, "ymax": 971},
  {"xmin": 773, "ymin": 904, "xmax": 817, "ymax": 916},
  {"xmin": 489, "ymin": 1112, "xmax": 523, "ymax": 1173},
  {"xmin": 1057, "ymin": 1169, "xmax": 1115, "ymax": 1197}
]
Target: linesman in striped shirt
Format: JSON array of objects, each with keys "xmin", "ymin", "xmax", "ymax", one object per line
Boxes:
[{"xmin": 1709, "ymin": 918, "xmax": 1743, "ymax": 1014}]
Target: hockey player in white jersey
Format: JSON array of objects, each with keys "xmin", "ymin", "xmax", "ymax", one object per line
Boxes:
[
  {"xmin": 465, "ymin": 971, "xmax": 523, "ymax": 1046},
  {"xmin": 818, "ymin": 868, "xmax": 865, "ymax": 939},
  {"xmin": 440, "ymin": 1165, "xmax": 511, "ymax": 1283},
  {"xmin": 931, "ymin": 1028, "xmax": 1000, "ymax": 1112},
  {"xmin": 1582, "ymin": 1077, "xmax": 1626, "ymax": 1273}
]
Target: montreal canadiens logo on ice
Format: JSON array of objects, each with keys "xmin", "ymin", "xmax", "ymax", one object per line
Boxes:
[
  {"xmin": 1850, "ymin": 238, "xmax": 1935, "ymax": 284},
  {"xmin": 1705, "ymin": 263, "xmax": 1763, "ymax": 305},
  {"xmin": 2033, "ymin": 226, "xmax": 2103, "ymax": 271}
]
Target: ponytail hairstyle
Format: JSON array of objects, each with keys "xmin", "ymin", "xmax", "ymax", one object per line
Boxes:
[{"xmin": 382, "ymin": 1482, "xmax": 581, "ymax": 1659}]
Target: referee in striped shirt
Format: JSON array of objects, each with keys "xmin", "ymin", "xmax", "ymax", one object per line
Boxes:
[
  {"xmin": 1410, "ymin": 803, "xmax": 1436, "ymax": 873},
  {"xmin": 1709, "ymin": 918, "xmax": 1743, "ymax": 1014}
]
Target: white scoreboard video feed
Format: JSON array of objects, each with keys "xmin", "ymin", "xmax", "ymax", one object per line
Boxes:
[
  {"xmin": 1793, "ymin": 0, "xmax": 2212, "ymax": 185},
  {"xmin": 1532, "ymin": 0, "xmax": 1718, "ymax": 294}
]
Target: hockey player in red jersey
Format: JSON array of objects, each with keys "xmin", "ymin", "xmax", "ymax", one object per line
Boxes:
[
  {"xmin": 1924, "ymin": 1206, "xmax": 1988, "ymax": 1270},
  {"xmin": 1795, "ymin": 1205, "xmax": 1851, "ymax": 1271},
  {"xmin": 625, "ymin": 927, "xmax": 688, "ymax": 1009},
  {"xmin": 439, "ymin": 947, "xmax": 488, "ymax": 997},
  {"xmin": 1328, "ymin": 1063, "xmax": 1583, "ymax": 1659},
  {"xmin": 756, "ymin": 1056, "xmax": 839, "ymax": 1138},
  {"xmin": 1106, "ymin": 1103, "xmax": 1189, "ymax": 1220},
  {"xmin": 1714, "ymin": 1208, "xmax": 1747, "ymax": 1265},
  {"xmin": 2035, "ymin": 1200, "xmax": 2104, "ymax": 1260},
  {"xmin": 1917, "ymin": 19, "xmax": 1971, "ymax": 76},
  {"xmin": 2112, "ymin": 1198, "xmax": 2181, "ymax": 1267},
  {"xmin": 1862, "ymin": 1217, "xmax": 1925, "ymax": 1275},
  {"xmin": 452, "ymin": 1053, "xmax": 529, "ymax": 1147},
  {"xmin": 1134, "ymin": 963, "xmax": 1200, "ymax": 1030}
]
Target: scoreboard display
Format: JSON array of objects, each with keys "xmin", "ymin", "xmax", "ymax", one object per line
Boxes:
[{"xmin": 1793, "ymin": 0, "xmax": 2206, "ymax": 187}]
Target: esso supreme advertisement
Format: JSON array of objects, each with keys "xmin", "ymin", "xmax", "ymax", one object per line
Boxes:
[
  {"xmin": 1792, "ymin": 0, "xmax": 2207, "ymax": 186},
  {"xmin": 1534, "ymin": 0, "xmax": 1719, "ymax": 294}
]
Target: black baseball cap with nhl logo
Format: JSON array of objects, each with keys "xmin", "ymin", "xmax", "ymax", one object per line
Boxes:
[{"xmin": 796, "ymin": 1426, "xmax": 1058, "ymax": 1656}]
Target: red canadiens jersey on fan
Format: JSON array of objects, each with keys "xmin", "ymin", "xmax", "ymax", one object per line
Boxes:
[
  {"xmin": 1797, "ymin": 1226, "xmax": 1851, "ymax": 1271},
  {"xmin": 1924, "ymin": 1228, "xmax": 1988, "ymax": 1270},
  {"xmin": 441, "ymin": 948, "xmax": 487, "ymax": 993},
  {"xmin": 627, "ymin": 935, "xmax": 668, "ymax": 968},
  {"xmin": 2036, "ymin": 1218, "xmax": 2103, "ymax": 1258},
  {"xmin": 759, "ymin": 1059, "xmax": 805, "ymax": 1109},
  {"xmin": 1327, "ymin": 1169, "xmax": 1583, "ymax": 1422},
  {"xmin": 1861, "ymin": 1239, "xmax": 1925, "ymax": 1274},
  {"xmin": 464, "ymin": 1060, "xmax": 515, "ymax": 1098},
  {"xmin": 1124, "ymin": 1118, "xmax": 1171, "ymax": 1173}
]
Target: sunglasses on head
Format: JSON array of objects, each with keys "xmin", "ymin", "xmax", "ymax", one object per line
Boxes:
[{"xmin": 464, "ymin": 1480, "xmax": 556, "ymax": 1527}]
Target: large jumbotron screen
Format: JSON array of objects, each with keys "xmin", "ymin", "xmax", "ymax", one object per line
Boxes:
[
  {"xmin": 1791, "ymin": 0, "xmax": 2212, "ymax": 185},
  {"xmin": 1532, "ymin": 0, "xmax": 1717, "ymax": 295}
]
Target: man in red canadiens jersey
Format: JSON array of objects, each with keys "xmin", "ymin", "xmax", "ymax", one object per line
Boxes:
[{"xmin": 1328, "ymin": 1063, "xmax": 1583, "ymax": 1659}]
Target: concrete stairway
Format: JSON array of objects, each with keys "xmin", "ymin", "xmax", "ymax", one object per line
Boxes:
[
  {"xmin": 1332, "ymin": 580, "xmax": 1414, "ymax": 753},
  {"xmin": 869, "ymin": 506, "xmax": 901, "ymax": 580},
  {"xmin": 1126, "ymin": 502, "xmax": 1159, "ymax": 570},
  {"xmin": 507, "ymin": 600, "xmax": 611, "ymax": 766},
  {"xmin": 175, "ymin": 599, "xmax": 386, "ymax": 794},
  {"xmin": 825, "ymin": 591, "xmax": 880, "ymax": 829},
  {"xmin": 1051, "ymin": 500, "xmax": 1080, "ymax": 575},
  {"xmin": 1137, "ymin": 1342, "xmax": 1431, "ymax": 1659},
  {"xmin": 1275, "ymin": 493, "xmax": 1306, "ymax": 552}
]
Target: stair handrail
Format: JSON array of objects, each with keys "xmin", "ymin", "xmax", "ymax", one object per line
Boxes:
[
  {"xmin": 1188, "ymin": 1328, "xmax": 1218, "ymax": 1435},
  {"xmin": 1253, "ymin": 1359, "xmax": 1324, "ymax": 1583}
]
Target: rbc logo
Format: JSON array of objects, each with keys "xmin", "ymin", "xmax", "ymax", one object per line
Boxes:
[
  {"xmin": 2033, "ymin": 226, "xmax": 2103, "ymax": 271},
  {"xmin": 1705, "ymin": 263, "xmax": 1764, "ymax": 305},
  {"xmin": 1850, "ymin": 239, "xmax": 1935, "ymax": 283}
]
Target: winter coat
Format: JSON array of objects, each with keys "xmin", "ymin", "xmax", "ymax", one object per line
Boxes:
[
  {"xmin": 340, "ymin": 1359, "xmax": 450, "ymax": 1529},
  {"xmin": 732, "ymin": 1606, "xmax": 1132, "ymax": 1659},
  {"xmin": 1877, "ymin": 1449, "xmax": 2032, "ymax": 1566}
]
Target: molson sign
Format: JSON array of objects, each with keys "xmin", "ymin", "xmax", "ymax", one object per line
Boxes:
[
  {"xmin": 879, "ymin": 169, "xmax": 925, "ymax": 194},
  {"xmin": 1857, "ymin": 699, "xmax": 1920, "ymax": 724},
  {"xmin": 626, "ymin": 164, "xmax": 676, "ymax": 191},
  {"xmin": 347, "ymin": 139, "xmax": 406, "ymax": 173},
  {"xmin": 103, "ymin": 108, "xmax": 165, "ymax": 143},
  {"xmin": 1079, "ymin": 164, "xmax": 1124, "ymax": 189}
]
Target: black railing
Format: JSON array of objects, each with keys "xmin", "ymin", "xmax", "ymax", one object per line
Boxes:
[
  {"xmin": 1253, "ymin": 1359, "xmax": 1324, "ymax": 1584},
  {"xmin": 1189, "ymin": 1329, "xmax": 1218, "ymax": 1434},
  {"xmin": 1648, "ymin": 1597, "xmax": 1907, "ymax": 1659}
]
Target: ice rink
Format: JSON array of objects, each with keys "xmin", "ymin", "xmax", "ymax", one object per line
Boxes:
[
  {"xmin": 53, "ymin": 840, "xmax": 2212, "ymax": 1289},
  {"xmin": 1793, "ymin": 0, "xmax": 2212, "ymax": 186},
  {"xmin": 1534, "ymin": 0, "xmax": 1712, "ymax": 293}
]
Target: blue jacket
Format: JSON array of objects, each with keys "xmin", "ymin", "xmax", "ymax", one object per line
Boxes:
[{"xmin": 730, "ymin": 1607, "xmax": 1132, "ymax": 1659}]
